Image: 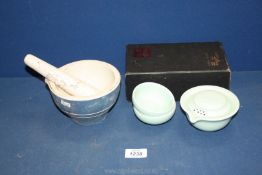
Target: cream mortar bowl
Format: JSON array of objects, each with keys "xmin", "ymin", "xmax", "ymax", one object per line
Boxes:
[
  {"xmin": 180, "ymin": 85, "xmax": 240, "ymax": 131},
  {"xmin": 46, "ymin": 60, "xmax": 121, "ymax": 125},
  {"xmin": 132, "ymin": 82, "xmax": 176, "ymax": 125}
]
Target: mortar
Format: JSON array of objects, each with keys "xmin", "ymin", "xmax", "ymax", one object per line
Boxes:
[
  {"xmin": 22, "ymin": 53, "xmax": 120, "ymax": 126},
  {"xmin": 45, "ymin": 60, "xmax": 121, "ymax": 125}
]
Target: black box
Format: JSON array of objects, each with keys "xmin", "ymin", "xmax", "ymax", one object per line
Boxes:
[{"xmin": 125, "ymin": 42, "xmax": 231, "ymax": 101}]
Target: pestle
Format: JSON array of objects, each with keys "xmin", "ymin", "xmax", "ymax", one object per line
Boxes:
[{"xmin": 24, "ymin": 54, "xmax": 98, "ymax": 97}]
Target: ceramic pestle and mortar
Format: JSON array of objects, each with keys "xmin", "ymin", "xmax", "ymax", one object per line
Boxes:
[{"xmin": 24, "ymin": 54, "xmax": 121, "ymax": 125}]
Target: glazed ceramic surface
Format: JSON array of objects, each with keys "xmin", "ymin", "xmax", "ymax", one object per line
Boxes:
[
  {"xmin": 132, "ymin": 82, "xmax": 176, "ymax": 125},
  {"xmin": 180, "ymin": 85, "xmax": 240, "ymax": 131},
  {"xmin": 46, "ymin": 60, "xmax": 121, "ymax": 125},
  {"xmin": 24, "ymin": 54, "xmax": 98, "ymax": 97}
]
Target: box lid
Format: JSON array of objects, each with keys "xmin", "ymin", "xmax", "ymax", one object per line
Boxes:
[{"xmin": 126, "ymin": 42, "xmax": 230, "ymax": 74}]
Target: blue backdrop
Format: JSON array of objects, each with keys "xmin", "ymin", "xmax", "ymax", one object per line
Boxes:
[{"xmin": 0, "ymin": 0, "xmax": 261, "ymax": 77}]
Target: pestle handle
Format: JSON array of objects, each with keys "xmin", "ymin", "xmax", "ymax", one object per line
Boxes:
[
  {"xmin": 24, "ymin": 54, "xmax": 59, "ymax": 77},
  {"xmin": 24, "ymin": 54, "xmax": 97, "ymax": 97}
]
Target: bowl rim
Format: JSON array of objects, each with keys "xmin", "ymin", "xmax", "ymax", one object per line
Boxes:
[
  {"xmin": 46, "ymin": 60, "xmax": 121, "ymax": 101},
  {"xmin": 132, "ymin": 82, "xmax": 176, "ymax": 116}
]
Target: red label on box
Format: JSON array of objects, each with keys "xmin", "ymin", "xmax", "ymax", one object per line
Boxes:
[{"xmin": 133, "ymin": 47, "xmax": 151, "ymax": 58}]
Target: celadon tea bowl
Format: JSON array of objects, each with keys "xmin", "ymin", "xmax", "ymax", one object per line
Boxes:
[
  {"xmin": 46, "ymin": 60, "xmax": 121, "ymax": 125},
  {"xmin": 132, "ymin": 82, "xmax": 176, "ymax": 125},
  {"xmin": 180, "ymin": 85, "xmax": 240, "ymax": 131}
]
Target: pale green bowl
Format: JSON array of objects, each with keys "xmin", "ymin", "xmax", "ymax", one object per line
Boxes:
[
  {"xmin": 180, "ymin": 85, "xmax": 240, "ymax": 131},
  {"xmin": 132, "ymin": 82, "xmax": 176, "ymax": 125}
]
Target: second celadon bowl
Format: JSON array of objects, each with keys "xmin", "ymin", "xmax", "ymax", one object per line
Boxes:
[{"xmin": 132, "ymin": 82, "xmax": 176, "ymax": 125}]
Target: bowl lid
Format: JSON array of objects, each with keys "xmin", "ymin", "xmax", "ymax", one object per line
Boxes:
[{"xmin": 180, "ymin": 85, "xmax": 240, "ymax": 123}]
